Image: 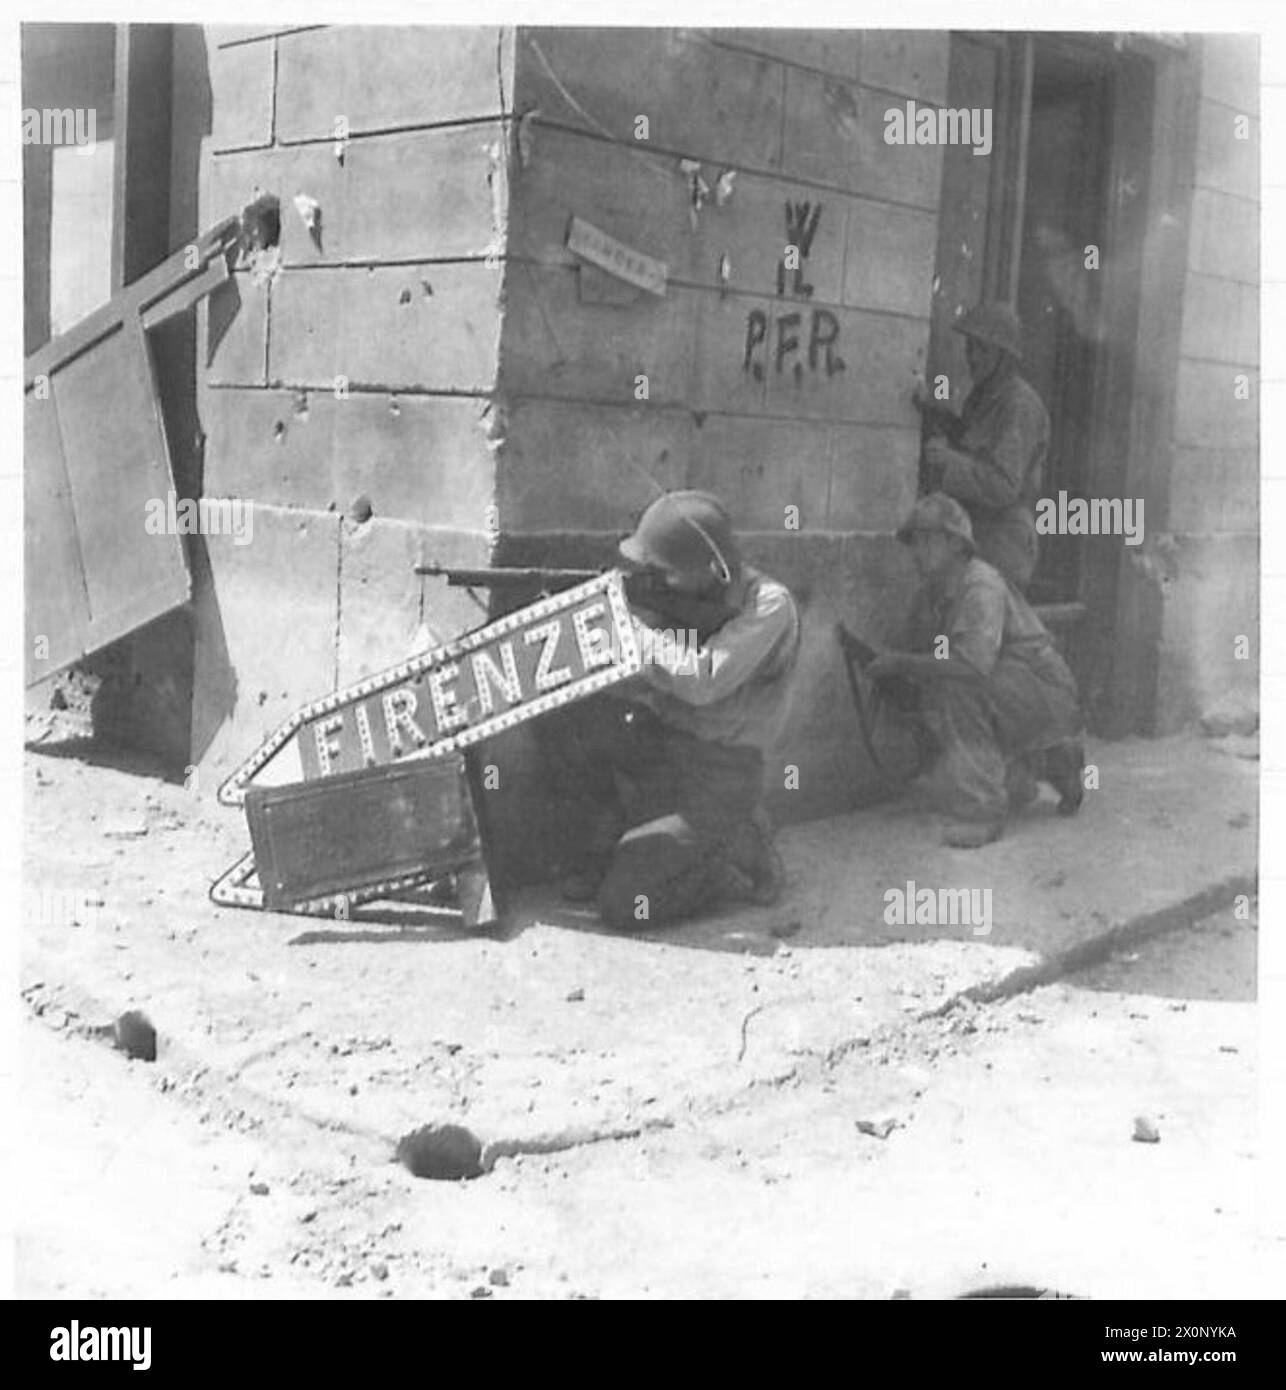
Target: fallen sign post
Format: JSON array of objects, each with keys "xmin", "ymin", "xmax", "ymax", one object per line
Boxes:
[{"xmin": 211, "ymin": 572, "xmax": 641, "ymax": 927}]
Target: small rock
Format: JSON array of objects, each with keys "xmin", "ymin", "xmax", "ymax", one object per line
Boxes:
[
  {"xmin": 335, "ymin": 1272, "xmax": 354, "ymax": 1287},
  {"xmin": 371, "ymin": 1262, "xmax": 389, "ymax": 1281},
  {"xmin": 1199, "ymin": 701, "xmax": 1257, "ymax": 739},
  {"xmin": 396, "ymin": 1123, "xmax": 485, "ymax": 1180},
  {"xmin": 470, "ymin": 1286, "xmax": 493, "ymax": 1300},
  {"xmin": 1132, "ymin": 1115, "xmax": 1160, "ymax": 1144},
  {"xmin": 112, "ymin": 1010, "xmax": 157, "ymax": 1062},
  {"xmin": 855, "ymin": 1117, "xmax": 898, "ymax": 1140},
  {"xmin": 300, "ymin": 1209, "xmax": 318, "ymax": 1224},
  {"xmin": 1218, "ymin": 1044, "xmax": 1239, "ymax": 1054},
  {"xmin": 488, "ymin": 1267, "xmax": 509, "ymax": 1287},
  {"xmin": 565, "ymin": 987, "xmax": 585, "ymax": 1002},
  {"xmin": 250, "ymin": 1181, "xmax": 270, "ymax": 1196},
  {"xmin": 104, "ymin": 818, "xmax": 149, "ymax": 839}
]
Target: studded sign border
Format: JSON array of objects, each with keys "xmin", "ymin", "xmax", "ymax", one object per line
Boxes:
[
  {"xmin": 217, "ymin": 570, "xmax": 640, "ymax": 807},
  {"xmin": 208, "ymin": 850, "xmax": 469, "ymax": 916}
]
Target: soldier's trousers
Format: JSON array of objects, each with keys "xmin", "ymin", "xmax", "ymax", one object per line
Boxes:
[
  {"xmin": 538, "ymin": 696, "xmax": 764, "ymax": 930},
  {"xmin": 918, "ymin": 654, "xmax": 1081, "ymax": 827}
]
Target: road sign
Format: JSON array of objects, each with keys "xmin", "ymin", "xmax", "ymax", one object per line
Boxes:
[{"xmin": 218, "ymin": 569, "xmax": 641, "ymax": 806}]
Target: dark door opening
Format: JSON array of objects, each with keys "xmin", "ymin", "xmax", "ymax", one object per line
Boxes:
[{"xmin": 1018, "ymin": 44, "xmax": 1114, "ymax": 607}]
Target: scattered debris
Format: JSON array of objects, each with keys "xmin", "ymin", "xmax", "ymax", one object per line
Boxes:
[
  {"xmin": 488, "ymin": 1267, "xmax": 509, "ymax": 1287},
  {"xmin": 371, "ymin": 1262, "xmax": 389, "ymax": 1281},
  {"xmin": 1132, "ymin": 1115, "xmax": 1160, "ymax": 1144},
  {"xmin": 1218, "ymin": 1045, "xmax": 1240, "ymax": 1054},
  {"xmin": 250, "ymin": 1181, "xmax": 270, "ymax": 1196},
  {"xmin": 855, "ymin": 1117, "xmax": 899, "ymax": 1140},
  {"xmin": 1199, "ymin": 702, "xmax": 1257, "ymax": 739},
  {"xmin": 396, "ymin": 1123, "xmax": 485, "ymax": 1180},
  {"xmin": 565, "ymin": 987, "xmax": 585, "ymax": 1002},
  {"xmin": 104, "ymin": 818, "xmax": 149, "ymax": 840},
  {"xmin": 470, "ymin": 1285, "xmax": 493, "ymax": 1299}
]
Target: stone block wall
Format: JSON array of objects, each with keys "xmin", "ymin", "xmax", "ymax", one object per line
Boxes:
[
  {"xmin": 1157, "ymin": 35, "xmax": 1259, "ymax": 733},
  {"xmin": 192, "ymin": 25, "xmax": 514, "ymax": 773},
  {"xmin": 492, "ymin": 26, "xmax": 946, "ymax": 836}
]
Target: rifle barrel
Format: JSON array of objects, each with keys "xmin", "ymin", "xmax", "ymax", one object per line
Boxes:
[{"xmin": 415, "ymin": 564, "xmax": 600, "ymax": 588}]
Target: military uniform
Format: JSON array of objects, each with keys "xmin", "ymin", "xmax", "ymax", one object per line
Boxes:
[
  {"xmin": 938, "ymin": 359, "xmax": 1049, "ymax": 592},
  {"xmin": 889, "ymin": 493, "xmax": 1083, "ymax": 843},
  {"xmin": 908, "ymin": 555, "xmax": 1081, "ymax": 828},
  {"xmin": 923, "ymin": 302, "xmax": 1051, "ymax": 592},
  {"xmin": 544, "ymin": 493, "xmax": 800, "ymax": 929}
]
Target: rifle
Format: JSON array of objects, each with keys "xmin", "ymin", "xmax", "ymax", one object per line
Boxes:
[
  {"xmin": 835, "ymin": 623, "xmax": 928, "ymax": 778},
  {"xmin": 417, "ymin": 563, "xmax": 740, "ymax": 644},
  {"xmin": 414, "ymin": 563, "xmax": 597, "ymax": 591}
]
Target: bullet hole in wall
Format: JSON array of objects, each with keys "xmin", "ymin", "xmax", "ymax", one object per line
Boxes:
[{"xmin": 238, "ymin": 194, "xmax": 282, "ymax": 286}]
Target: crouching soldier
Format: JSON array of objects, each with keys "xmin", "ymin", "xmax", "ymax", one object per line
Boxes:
[
  {"xmin": 867, "ymin": 494, "xmax": 1084, "ymax": 848},
  {"xmin": 542, "ymin": 490, "xmax": 801, "ymax": 929}
]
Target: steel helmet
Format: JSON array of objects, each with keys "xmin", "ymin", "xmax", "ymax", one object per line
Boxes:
[
  {"xmin": 951, "ymin": 300, "xmax": 1023, "ymax": 360},
  {"xmin": 896, "ymin": 492, "xmax": 976, "ymax": 554},
  {"xmin": 619, "ymin": 490, "xmax": 740, "ymax": 586}
]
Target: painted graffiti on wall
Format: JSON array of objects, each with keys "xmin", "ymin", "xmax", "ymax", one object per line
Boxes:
[{"xmin": 743, "ymin": 201, "xmax": 846, "ymax": 386}]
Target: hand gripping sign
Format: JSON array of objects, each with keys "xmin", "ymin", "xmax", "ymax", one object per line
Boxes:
[
  {"xmin": 218, "ymin": 570, "xmax": 640, "ymax": 805},
  {"xmin": 210, "ymin": 573, "xmax": 640, "ymax": 924}
]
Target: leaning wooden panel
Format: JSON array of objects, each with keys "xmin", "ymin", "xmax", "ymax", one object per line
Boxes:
[
  {"xmin": 24, "ymin": 390, "xmax": 90, "ymax": 683},
  {"xmin": 24, "ymin": 218, "xmax": 239, "ymax": 688}
]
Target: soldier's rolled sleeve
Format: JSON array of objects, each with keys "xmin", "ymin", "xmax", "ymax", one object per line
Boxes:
[
  {"xmin": 636, "ymin": 585, "xmax": 796, "ymax": 707},
  {"xmin": 949, "ymin": 574, "xmax": 1005, "ymax": 677}
]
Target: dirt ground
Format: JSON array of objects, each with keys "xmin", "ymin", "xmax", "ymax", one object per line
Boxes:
[{"xmin": 11, "ymin": 729, "xmax": 1279, "ymax": 1301}]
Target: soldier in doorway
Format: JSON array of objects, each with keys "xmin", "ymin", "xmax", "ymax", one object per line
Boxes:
[
  {"xmin": 866, "ymin": 493, "xmax": 1084, "ymax": 848},
  {"xmin": 914, "ymin": 301, "xmax": 1050, "ymax": 593},
  {"xmin": 542, "ymin": 490, "xmax": 801, "ymax": 930}
]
